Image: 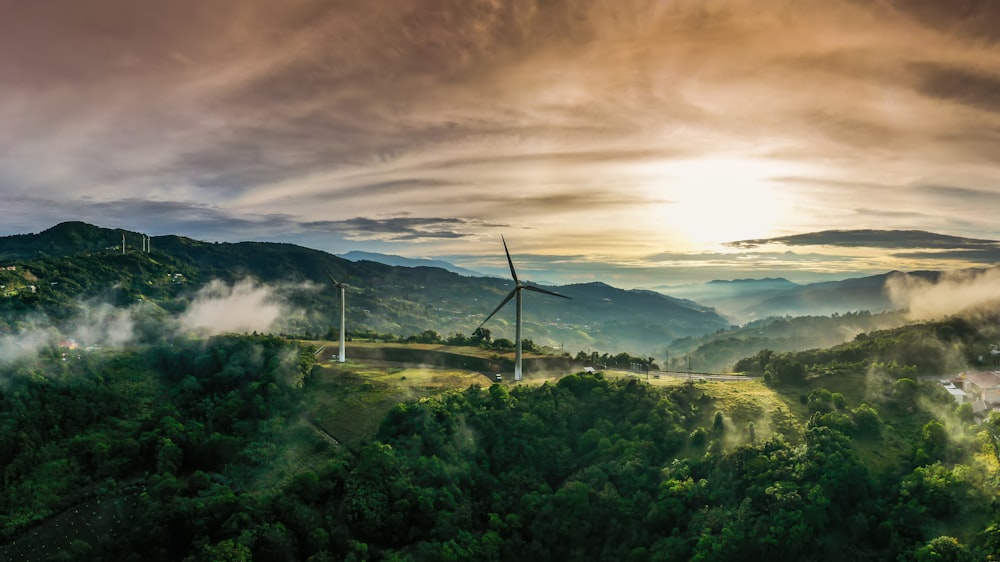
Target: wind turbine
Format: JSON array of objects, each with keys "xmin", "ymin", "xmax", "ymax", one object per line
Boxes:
[
  {"xmin": 479, "ymin": 236, "xmax": 570, "ymax": 381},
  {"xmin": 326, "ymin": 272, "xmax": 351, "ymax": 363}
]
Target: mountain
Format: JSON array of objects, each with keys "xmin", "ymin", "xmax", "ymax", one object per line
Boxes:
[
  {"xmin": 666, "ymin": 310, "xmax": 909, "ymax": 372},
  {"xmin": 664, "ymin": 272, "xmax": 948, "ymax": 321},
  {"xmin": 664, "ymin": 277, "xmax": 800, "ymax": 318},
  {"xmin": 0, "ymin": 221, "xmax": 146, "ymax": 260},
  {"xmin": 0, "ymin": 222, "xmax": 729, "ymax": 356},
  {"xmin": 339, "ymin": 250, "xmax": 484, "ymax": 277},
  {"xmin": 739, "ymin": 271, "xmax": 941, "ymax": 319}
]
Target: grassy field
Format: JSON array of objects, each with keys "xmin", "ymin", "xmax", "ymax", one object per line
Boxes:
[
  {"xmin": 301, "ymin": 344, "xmax": 971, "ymax": 479},
  {"xmin": 304, "ymin": 361, "xmax": 491, "ymax": 448}
]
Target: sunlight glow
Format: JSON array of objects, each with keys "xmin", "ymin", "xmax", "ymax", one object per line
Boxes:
[{"xmin": 636, "ymin": 156, "xmax": 803, "ymax": 246}]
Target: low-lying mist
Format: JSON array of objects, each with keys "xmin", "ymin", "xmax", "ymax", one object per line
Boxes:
[
  {"xmin": 0, "ymin": 278, "xmax": 309, "ymax": 368},
  {"xmin": 179, "ymin": 279, "xmax": 304, "ymax": 336},
  {"xmin": 887, "ymin": 268, "xmax": 1000, "ymax": 321}
]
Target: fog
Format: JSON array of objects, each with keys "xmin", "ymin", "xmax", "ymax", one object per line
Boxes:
[
  {"xmin": 70, "ymin": 301, "xmax": 136, "ymax": 348},
  {"xmin": 178, "ymin": 279, "xmax": 297, "ymax": 336},
  {"xmin": 0, "ymin": 319, "xmax": 59, "ymax": 366},
  {"xmin": 886, "ymin": 269, "xmax": 1000, "ymax": 320},
  {"xmin": 0, "ymin": 278, "xmax": 307, "ymax": 372}
]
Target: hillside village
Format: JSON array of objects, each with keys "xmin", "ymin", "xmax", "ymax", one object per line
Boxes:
[{"xmin": 943, "ymin": 370, "xmax": 1000, "ymax": 421}]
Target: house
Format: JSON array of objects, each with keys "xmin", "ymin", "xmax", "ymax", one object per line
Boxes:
[
  {"xmin": 962, "ymin": 371, "xmax": 1000, "ymax": 404},
  {"xmin": 940, "ymin": 381, "xmax": 967, "ymax": 404},
  {"xmin": 972, "ymin": 400, "xmax": 990, "ymax": 419}
]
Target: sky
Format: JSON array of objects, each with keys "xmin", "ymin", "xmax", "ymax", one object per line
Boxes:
[{"xmin": 2, "ymin": 0, "xmax": 999, "ymax": 287}]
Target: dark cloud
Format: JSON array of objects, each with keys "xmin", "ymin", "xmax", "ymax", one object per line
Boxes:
[
  {"xmin": 910, "ymin": 62, "xmax": 1000, "ymax": 114},
  {"xmin": 911, "ymin": 184, "xmax": 999, "ymax": 203},
  {"xmin": 0, "ymin": 195, "xmax": 294, "ymax": 239},
  {"xmin": 892, "ymin": 248, "xmax": 1000, "ymax": 263},
  {"xmin": 852, "ymin": 208, "xmax": 940, "ymax": 221},
  {"xmin": 728, "ymin": 229, "xmax": 1000, "ymax": 250},
  {"xmin": 301, "ymin": 216, "xmax": 506, "ymax": 241},
  {"xmin": 472, "ymin": 189, "xmax": 671, "ymax": 218},
  {"xmin": 884, "ymin": 0, "xmax": 1000, "ymax": 40}
]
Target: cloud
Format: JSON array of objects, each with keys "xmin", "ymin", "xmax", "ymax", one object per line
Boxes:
[
  {"xmin": 884, "ymin": 0, "xmax": 1000, "ymax": 40},
  {"xmin": 910, "ymin": 62, "xmax": 1000, "ymax": 114},
  {"xmin": 70, "ymin": 302, "xmax": 136, "ymax": 349},
  {"xmin": 727, "ymin": 229, "xmax": 1000, "ymax": 250},
  {"xmin": 2, "ymin": 0, "xmax": 1000, "ymax": 277},
  {"xmin": 178, "ymin": 279, "xmax": 295, "ymax": 335},
  {"xmin": 0, "ymin": 321, "xmax": 60, "ymax": 367},
  {"xmin": 303, "ymin": 216, "xmax": 506, "ymax": 242},
  {"xmin": 0, "ymin": 196, "xmax": 296, "ymax": 240},
  {"xmin": 0, "ymin": 300, "xmax": 146, "ymax": 368},
  {"xmin": 891, "ymin": 248, "xmax": 1000, "ymax": 263},
  {"xmin": 886, "ymin": 268, "xmax": 1000, "ymax": 320}
]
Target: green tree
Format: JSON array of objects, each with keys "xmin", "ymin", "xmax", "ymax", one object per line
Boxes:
[
  {"xmin": 713, "ymin": 411, "xmax": 726, "ymax": 434},
  {"xmin": 200, "ymin": 539, "xmax": 253, "ymax": 562},
  {"xmin": 913, "ymin": 536, "xmax": 970, "ymax": 562},
  {"xmin": 156, "ymin": 437, "xmax": 183, "ymax": 474}
]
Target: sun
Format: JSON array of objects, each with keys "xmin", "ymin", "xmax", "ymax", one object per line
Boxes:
[{"xmin": 635, "ymin": 156, "xmax": 800, "ymax": 246}]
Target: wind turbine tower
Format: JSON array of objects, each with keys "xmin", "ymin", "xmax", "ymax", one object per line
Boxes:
[
  {"xmin": 326, "ymin": 273, "xmax": 351, "ymax": 363},
  {"xmin": 479, "ymin": 236, "xmax": 570, "ymax": 381}
]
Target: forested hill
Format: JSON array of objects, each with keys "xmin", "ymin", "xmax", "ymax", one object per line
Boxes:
[
  {"xmin": 735, "ymin": 312, "xmax": 1000, "ymax": 382},
  {"xmin": 0, "ymin": 222, "xmax": 729, "ymax": 354},
  {"xmin": 3, "ymin": 334, "xmax": 1000, "ymax": 560}
]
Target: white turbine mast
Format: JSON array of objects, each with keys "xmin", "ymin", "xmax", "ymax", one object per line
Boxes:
[
  {"xmin": 479, "ymin": 235, "xmax": 570, "ymax": 381},
  {"xmin": 326, "ymin": 272, "xmax": 351, "ymax": 363}
]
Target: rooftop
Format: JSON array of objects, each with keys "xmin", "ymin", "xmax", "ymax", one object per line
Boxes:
[{"xmin": 966, "ymin": 371, "xmax": 1000, "ymax": 389}]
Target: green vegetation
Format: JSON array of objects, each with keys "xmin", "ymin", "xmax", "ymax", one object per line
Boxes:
[
  {"xmin": 0, "ymin": 222, "xmax": 729, "ymax": 357},
  {"xmin": 3, "ymin": 222, "xmax": 1000, "ymax": 560},
  {"xmin": 735, "ymin": 314, "xmax": 1000, "ymax": 381},
  {"xmin": 3, "ymin": 331, "xmax": 1000, "ymax": 560},
  {"xmin": 667, "ymin": 311, "xmax": 908, "ymax": 372}
]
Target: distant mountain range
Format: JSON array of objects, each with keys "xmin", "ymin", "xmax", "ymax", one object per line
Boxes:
[
  {"xmin": 7, "ymin": 222, "xmax": 991, "ymax": 358},
  {"xmin": 666, "ymin": 271, "xmax": 947, "ymax": 321},
  {"xmin": 339, "ymin": 250, "xmax": 484, "ymax": 277},
  {"xmin": 0, "ymin": 222, "xmax": 730, "ymax": 356}
]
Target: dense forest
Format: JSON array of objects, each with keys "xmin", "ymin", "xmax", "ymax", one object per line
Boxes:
[
  {"xmin": 3, "ymin": 222, "xmax": 1000, "ymax": 560},
  {"xmin": 3, "ymin": 331, "xmax": 1000, "ymax": 561}
]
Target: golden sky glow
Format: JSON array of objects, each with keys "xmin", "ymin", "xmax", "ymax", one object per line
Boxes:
[{"xmin": 1, "ymin": 0, "xmax": 999, "ymax": 285}]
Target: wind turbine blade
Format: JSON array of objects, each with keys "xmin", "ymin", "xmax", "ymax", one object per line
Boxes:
[
  {"xmin": 524, "ymin": 285, "xmax": 571, "ymax": 299},
  {"xmin": 480, "ymin": 288, "xmax": 517, "ymax": 327},
  {"xmin": 501, "ymin": 234, "xmax": 518, "ymax": 283},
  {"xmin": 324, "ymin": 271, "xmax": 341, "ymax": 286}
]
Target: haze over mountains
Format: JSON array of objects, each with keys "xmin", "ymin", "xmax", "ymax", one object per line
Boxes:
[
  {"xmin": 0, "ymin": 222, "xmax": 727, "ymax": 356},
  {"xmin": 668, "ymin": 271, "xmax": 945, "ymax": 321},
  {"xmin": 339, "ymin": 250, "xmax": 484, "ymax": 278},
  {"xmin": 4, "ymin": 222, "xmax": 999, "ymax": 363}
]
